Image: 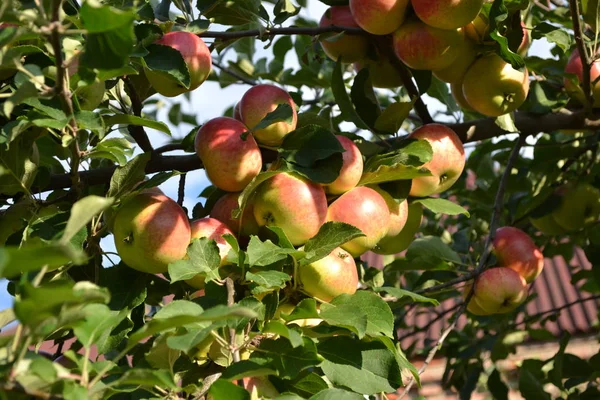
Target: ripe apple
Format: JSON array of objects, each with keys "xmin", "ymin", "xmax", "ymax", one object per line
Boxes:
[
  {"xmin": 373, "ymin": 203, "xmax": 423, "ymax": 255},
  {"xmin": 185, "ymin": 218, "xmax": 235, "ymax": 289},
  {"xmin": 319, "ymin": 6, "xmax": 370, "ymax": 63},
  {"xmin": 210, "ymin": 192, "xmax": 260, "ymax": 237},
  {"xmin": 393, "ymin": 19, "xmax": 463, "ymax": 71},
  {"xmin": 462, "ymin": 53, "xmax": 529, "ymax": 117},
  {"xmin": 432, "ymin": 38, "xmax": 477, "ymax": 84},
  {"xmin": 298, "ymin": 247, "xmax": 358, "ymax": 302},
  {"xmin": 564, "ymin": 49, "xmax": 600, "ymax": 108},
  {"xmin": 194, "ymin": 117, "xmax": 262, "ymax": 192},
  {"xmin": 253, "ymin": 173, "xmax": 328, "ymax": 246},
  {"xmin": 233, "ymin": 102, "xmax": 242, "ymax": 121},
  {"xmin": 145, "ymin": 31, "xmax": 212, "ymax": 97},
  {"xmin": 113, "ymin": 192, "xmax": 191, "ymax": 274},
  {"xmin": 354, "ymin": 56, "xmax": 404, "ymax": 88},
  {"xmin": 239, "ymin": 84, "xmax": 298, "ymax": 146},
  {"xmin": 326, "ymin": 186, "xmax": 390, "ymax": 256},
  {"xmin": 451, "ymin": 80, "xmax": 474, "ymax": 111},
  {"xmin": 552, "ymin": 183, "xmax": 600, "ymax": 231},
  {"xmin": 409, "ymin": 124, "xmax": 465, "ymax": 197},
  {"xmin": 325, "ymin": 135, "xmax": 363, "ymax": 195},
  {"xmin": 464, "ymin": 267, "xmax": 528, "ymax": 316},
  {"xmin": 349, "ymin": 0, "xmax": 410, "ymax": 35},
  {"xmin": 493, "ymin": 227, "xmax": 544, "ymax": 283},
  {"xmin": 411, "ymin": 0, "xmax": 484, "ymax": 30},
  {"xmin": 371, "ymin": 186, "xmax": 408, "ymax": 237}
]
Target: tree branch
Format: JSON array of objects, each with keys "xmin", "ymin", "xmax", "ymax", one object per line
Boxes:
[
  {"xmin": 198, "ymin": 25, "xmax": 366, "ymax": 41},
  {"xmin": 212, "ymin": 60, "xmax": 258, "ymax": 86},
  {"xmin": 124, "ymin": 77, "xmax": 153, "ymax": 152},
  {"xmin": 569, "ymin": 0, "xmax": 594, "ymax": 109}
]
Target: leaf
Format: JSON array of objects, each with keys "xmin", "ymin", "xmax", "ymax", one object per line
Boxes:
[
  {"xmin": 168, "ymin": 238, "xmax": 221, "ymax": 284},
  {"xmin": 263, "ymin": 320, "xmax": 303, "ymax": 348},
  {"xmin": 375, "ymin": 100, "xmax": 415, "ymax": 134},
  {"xmin": 0, "ymin": 243, "xmax": 87, "ymax": 278},
  {"xmin": 247, "ymin": 271, "xmax": 292, "ymax": 294},
  {"xmin": 114, "ymin": 369, "xmax": 177, "ymax": 390},
  {"xmin": 0, "ymin": 308, "xmax": 16, "ymax": 330},
  {"xmin": 246, "ymin": 236, "xmax": 299, "ymax": 267},
  {"xmin": 251, "ymin": 103, "xmax": 294, "ymax": 131},
  {"xmin": 72, "ymin": 303, "xmax": 127, "ymax": 351},
  {"xmin": 208, "ymin": 379, "xmax": 250, "ymax": 400},
  {"xmin": 249, "ymin": 337, "xmax": 321, "ymax": 379},
  {"xmin": 61, "ymin": 196, "xmax": 114, "ymax": 244},
  {"xmin": 358, "ymin": 164, "xmax": 431, "ymax": 186},
  {"xmin": 234, "ymin": 171, "xmax": 280, "ymax": 219},
  {"xmin": 107, "ymin": 152, "xmax": 151, "ymax": 198},
  {"xmin": 320, "ymin": 291, "xmax": 394, "ymax": 338},
  {"xmin": 310, "ymin": 388, "xmax": 364, "ymax": 400},
  {"xmin": 351, "ymin": 67, "xmax": 381, "ymax": 129},
  {"xmin": 301, "ymin": 222, "xmax": 364, "ymax": 265},
  {"xmin": 104, "ymin": 114, "xmax": 171, "ymax": 135},
  {"xmin": 331, "ymin": 59, "xmax": 368, "ymax": 129},
  {"xmin": 488, "ymin": 369, "xmax": 509, "ymax": 400},
  {"xmin": 413, "ymin": 198, "xmax": 470, "ymax": 217},
  {"xmin": 374, "ymin": 287, "xmax": 439, "ymax": 306},
  {"xmin": 495, "ymin": 113, "xmax": 519, "ymax": 133},
  {"xmin": 531, "ymin": 22, "xmax": 571, "ymax": 54},
  {"xmin": 318, "ymin": 336, "xmax": 402, "ymax": 395},
  {"xmin": 143, "ymin": 43, "xmax": 191, "ymax": 89},
  {"xmin": 279, "ymin": 298, "xmax": 320, "ymax": 323},
  {"xmin": 406, "ymin": 236, "xmax": 461, "ymax": 269},
  {"xmin": 519, "ymin": 360, "xmax": 551, "ymax": 400}
]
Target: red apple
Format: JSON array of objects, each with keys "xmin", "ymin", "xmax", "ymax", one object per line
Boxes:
[
  {"xmin": 393, "ymin": 19, "xmax": 463, "ymax": 70},
  {"xmin": 411, "ymin": 0, "xmax": 484, "ymax": 30},
  {"xmin": 145, "ymin": 31, "xmax": 212, "ymax": 97},
  {"xmin": 354, "ymin": 56, "xmax": 404, "ymax": 88},
  {"xmin": 464, "ymin": 267, "xmax": 528, "ymax": 316},
  {"xmin": 210, "ymin": 192, "xmax": 260, "ymax": 237},
  {"xmin": 373, "ymin": 203, "xmax": 423, "ymax": 255},
  {"xmin": 325, "ymin": 135, "xmax": 364, "ymax": 195},
  {"xmin": 113, "ymin": 192, "xmax": 191, "ymax": 274},
  {"xmin": 493, "ymin": 227, "xmax": 544, "ymax": 284},
  {"xmin": 298, "ymin": 247, "xmax": 358, "ymax": 303},
  {"xmin": 409, "ymin": 124, "xmax": 465, "ymax": 197},
  {"xmin": 371, "ymin": 186, "xmax": 408, "ymax": 237},
  {"xmin": 349, "ymin": 0, "xmax": 410, "ymax": 35},
  {"xmin": 253, "ymin": 173, "xmax": 328, "ymax": 246},
  {"xmin": 194, "ymin": 117, "xmax": 262, "ymax": 192},
  {"xmin": 564, "ymin": 49, "xmax": 600, "ymax": 108},
  {"xmin": 327, "ymin": 186, "xmax": 390, "ymax": 256},
  {"xmin": 239, "ymin": 84, "xmax": 298, "ymax": 146},
  {"xmin": 319, "ymin": 6, "xmax": 370, "ymax": 63}
]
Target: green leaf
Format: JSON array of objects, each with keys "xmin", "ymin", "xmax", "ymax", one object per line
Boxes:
[
  {"xmin": 251, "ymin": 103, "xmax": 294, "ymax": 131},
  {"xmin": 263, "ymin": 320, "xmax": 303, "ymax": 348},
  {"xmin": 495, "ymin": 113, "xmax": 519, "ymax": 133},
  {"xmin": 331, "ymin": 58, "xmax": 368, "ymax": 129},
  {"xmin": 301, "ymin": 222, "xmax": 364, "ymax": 265},
  {"xmin": 406, "ymin": 236, "xmax": 461, "ymax": 269},
  {"xmin": 247, "ymin": 271, "xmax": 292, "ymax": 294},
  {"xmin": 143, "ymin": 43, "xmax": 191, "ymax": 89},
  {"xmin": 351, "ymin": 68, "xmax": 381, "ymax": 129},
  {"xmin": 488, "ymin": 369, "xmax": 509, "ymax": 400},
  {"xmin": 0, "ymin": 308, "xmax": 16, "ymax": 330},
  {"xmin": 279, "ymin": 298, "xmax": 320, "ymax": 323},
  {"xmin": 104, "ymin": 114, "xmax": 171, "ymax": 135},
  {"xmin": 0, "ymin": 133, "xmax": 39, "ymax": 195},
  {"xmin": 413, "ymin": 198, "xmax": 470, "ymax": 217},
  {"xmin": 0, "ymin": 242, "xmax": 87, "ymax": 278},
  {"xmin": 373, "ymin": 287, "xmax": 439, "ymax": 305},
  {"xmin": 519, "ymin": 359, "xmax": 551, "ymax": 400},
  {"xmin": 375, "ymin": 100, "xmax": 415, "ymax": 134},
  {"xmin": 531, "ymin": 22, "xmax": 571, "ymax": 54},
  {"xmin": 310, "ymin": 388, "xmax": 364, "ymax": 400},
  {"xmin": 168, "ymin": 238, "xmax": 221, "ymax": 284},
  {"xmin": 114, "ymin": 368, "xmax": 177, "ymax": 390},
  {"xmin": 72, "ymin": 303, "xmax": 128, "ymax": 352},
  {"xmin": 249, "ymin": 337, "xmax": 321, "ymax": 379},
  {"xmin": 107, "ymin": 152, "xmax": 151, "ymax": 198},
  {"xmin": 234, "ymin": 171, "xmax": 280, "ymax": 219},
  {"xmin": 208, "ymin": 379, "xmax": 250, "ymax": 400},
  {"xmin": 61, "ymin": 196, "xmax": 114, "ymax": 244},
  {"xmin": 246, "ymin": 236, "xmax": 299, "ymax": 267}
]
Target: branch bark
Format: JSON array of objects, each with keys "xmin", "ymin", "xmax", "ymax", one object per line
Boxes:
[{"xmin": 198, "ymin": 25, "xmax": 366, "ymax": 41}]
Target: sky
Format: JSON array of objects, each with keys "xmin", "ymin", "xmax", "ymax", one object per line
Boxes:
[{"xmin": 0, "ymin": 0, "xmax": 553, "ymax": 312}]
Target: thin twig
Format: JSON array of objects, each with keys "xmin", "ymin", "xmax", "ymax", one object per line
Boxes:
[
  {"xmin": 569, "ymin": 0, "xmax": 594, "ymax": 109},
  {"xmin": 212, "ymin": 60, "xmax": 258, "ymax": 86},
  {"xmin": 177, "ymin": 173, "xmax": 186, "ymax": 207},
  {"xmin": 225, "ymin": 278, "xmax": 241, "ymax": 364},
  {"xmin": 123, "ymin": 77, "xmax": 153, "ymax": 152},
  {"xmin": 199, "ymin": 25, "xmax": 367, "ymax": 40}
]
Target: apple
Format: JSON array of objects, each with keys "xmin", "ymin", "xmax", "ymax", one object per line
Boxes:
[
  {"xmin": 145, "ymin": 31, "xmax": 212, "ymax": 97},
  {"xmin": 552, "ymin": 183, "xmax": 600, "ymax": 231},
  {"xmin": 411, "ymin": 0, "xmax": 484, "ymax": 30},
  {"xmin": 432, "ymin": 38, "xmax": 477, "ymax": 84},
  {"xmin": 325, "ymin": 135, "xmax": 363, "ymax": 195},
  {"xmin": 298, "ymin": 247, "xmax": 358, "ymax": 302},
  {"xmin": 349, "ymin": 0, "xmax": 410, "ymax": 35},
  {"xmin": 370, "ymin": 186, "xmax": 408, "ymax": 237},
  {"xmin": 185, "ymin": 218, "xmax": 235, "ymax": 289},
  {"xmin": 195, "ymin": 117, "xmax": 262, "ymax": 192},
  {"xmin": 253, "ymin": 173, "xmax": 328, "ymax": 246},
  {"xmin": 192, "ymin": 335, "xmax": 215, "ymax": 366},
  {"xmin": 233, "ymin": 102, "xmax": 242, "ymax": 121},
  {"xmin": 493, "ymin": 226, "xmax": 544, "ymax": 284},
  {"xmin": 465, "ymin": 14, "xmax": 530, "ymax": 55},
  {"xmin": 319, "ymin": 6, "xmax": 370, "ymax": 63},
  {"xmin": 451, "ymin": 80, "xmax": 474, "ymax": 111},
  {"xmin": 564, "ymin": 49, "xmax": 600, "ymax": 108},
  {"xmin": 243, "ymin": 377, "xmax": 280, "ymax": 399},
  {"xmin": 326, "ymin": 186, "xmax": 390, "ymax": 256},
  {"xmin": 462, "ymin": 53, "xmax": 529, "ymax": 117},
  {"xmin": 210, "ymin": 192, "xmax": 260, "ymax": 237},
  {"xmin": 113, "ymin": 192, "xmax": 191, "ymax": 274},
  {"xmin": 393, "ymin": 19, "xmax": 463, "ymax": 71},
  {"xmin": 354, "ymin": 56, "xmax": 404, "ymax": 88},
  {"xmin": 373, "ymin": 203, "xmax": 423, "ymax": 255},
  {"xmin": 239, "ymin": 84, "xmax": 298, "ymax": 146},
  {"xmin": 409, "ymin": 124, "xmax": 465, "ymax": 197},
  {"xmin": 464, "ymin": 267, "xmax": 528, "ymax": 316},
  {"xmin": 530, "ymin": 213, "xmax": 567, "ymax": 236}
]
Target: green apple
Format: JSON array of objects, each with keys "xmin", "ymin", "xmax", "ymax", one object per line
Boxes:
[
  {"xmin": 210, "ymin": 192, "xmax": 260, "ymax": 237},
  {"xmin": 113, "ymin": 192, "xmax": 191, "ymax": 274},
  {"xmin": 465, "ymin": 267, "xmax": 528, "ymax": 316},
  {"xmin": 552, "ymin": 183, "xmax": 600, "ymax": 231},
  {"xmin": 354, "ymin": 56, "xmax": 404, "ymax": 88},
  {"xmin": 493, "ymin": 226, "xmax": 544, "ymax": 283},
  {"xmin": 373, "ymin": 203, "xmax": 423, "ymax": 255},
  {"xmin": 530, "ymin": 213, "xmax": 567, "ymax": 236},
  {"xmin": 451, "ymin": 79, "xmax": 474, "ymax": 111}
]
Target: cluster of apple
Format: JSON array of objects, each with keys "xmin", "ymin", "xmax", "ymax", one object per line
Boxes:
[{"xmin": 319, "ymin": 1, "xmax": 530, "ymax": 117}]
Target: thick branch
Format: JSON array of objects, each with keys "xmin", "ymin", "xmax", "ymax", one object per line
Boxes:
[{"xmin": 569, "ymin": 0, "xmax": 594, "ymax": 108}]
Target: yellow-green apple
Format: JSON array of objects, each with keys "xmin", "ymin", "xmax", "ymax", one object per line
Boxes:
[
  {"xmin": 564, "ymin": 49, "xmax": 600, "ymax": 107},
  {"xmin": 319, "ymin": 6, "xmax": 370, "ymax": 63},
  {"xmin": 462, "ymin": 53, "xmax": 529, "ymax": 117},
  {"xmin": 145, "ymin": 31, "xmax": 212, "ymax": 97},
  {"xmin": 185, "ymin": 218, "xmax": 235, "ymax": 289},
  {"xmin": 298, "ymin": 247, "xmax": 358, "ymax": 302},
  {"xmin": 192, "ymin": 335, "xmax": 215, "ymax": 366},
  {"xmin": 371, "ymin": 186, "xmax": 408, "ymax": 237},
  {"xmin": 432, "ymin": 38, "xmax": 477, "ymax": 84},
  {"xmin": 408, "ymin": 124, "xmax": 465, "ymax": 197},
  {"xmin": 464, "ymin": 267, "xmax": 528, "ymax": 315},
  {"xmin": 411, "ymin": 0, "xmax": 484, "ymax": 30},
  {"xmin": 552, "ymin": 183, "xmax": 600, "ymax": 231},
  {"xmin": 529, "ymin": 213, "xmax": 567, "ymax": 236},
  {"xmin": 451, "ymin": 80, "xmax": 474, "ymax": 111},
  {"xmin": 465, "ymin": 14, "xmax": 530, "ymax": 55},
  {"xmin": 113, "ymin": 192, "xmax": 191, "ymax": 274},
  {"xmin": 194, "ymin": 117, "xmax": 262, "ymax": 192},
  {"xmin": 326, "ymin": 186, "xmax": 390, "ymax": 256},
  {"xmin": 275, "ymin": 303, "xmax": 322, "ymax": 327},
  {"xmin": 253, "ymin": 173, "xmax": 328, "ymax": 246},
  {"xmin": 349, "ymin": 0, "xmax": 410, "ymax": 35},
  {"xmin": 493, "ymin": 226, "xmax": 544, "ymax": 283},
  {"xmin": 393, "ymin": 19, "xmax": 463, "ymax": 70},
  {"xmin": 239, "ymin": 84, "xmax": 298, "ymax": 146},
  {"xmin": 210, "ymin": 192, "xmax": 260, "ymax": 237},
  {"xmin": 325, "ymin": 135, "xmax": 363, "ymax": 195},
  {"xmin": 354, "ymin": 56, "xmax": 404, "ymax": 88},
  {"xmin": 373, "ymin": 203, "xmax": 423, "ymax": 255}
]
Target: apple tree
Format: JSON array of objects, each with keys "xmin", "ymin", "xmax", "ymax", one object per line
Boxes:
[{"xmin": 0, "ymin": 0, "xmax": 599, "ymax": 399}]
